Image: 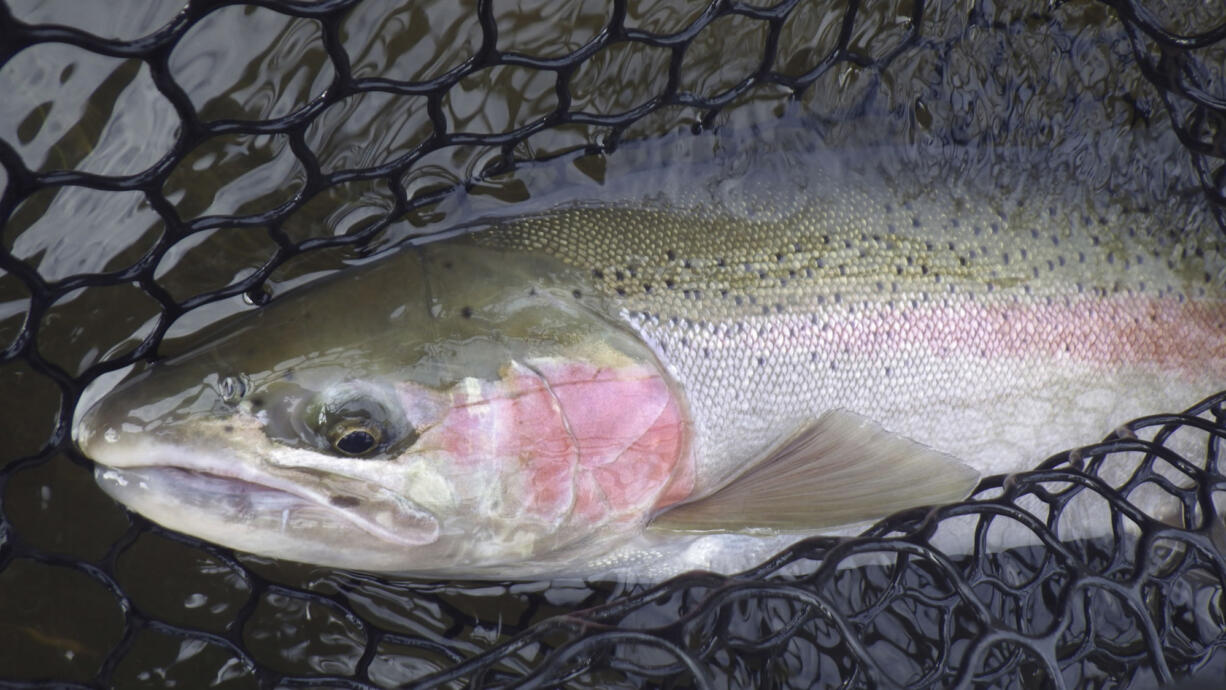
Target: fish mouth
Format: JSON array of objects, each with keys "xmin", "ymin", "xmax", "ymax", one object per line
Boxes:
[{"xmin": 90, "ymin": 443, "xmax": 440, "ymax": 549}]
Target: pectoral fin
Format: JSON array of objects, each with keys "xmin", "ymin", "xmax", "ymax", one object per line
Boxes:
[{"xmin": 648, "ymin": 409, "xmax": 979, "ymax": 533}]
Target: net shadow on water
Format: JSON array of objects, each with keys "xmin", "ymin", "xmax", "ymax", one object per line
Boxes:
[{"xmin": 1, "ymin": 0, "xmax": 1225, "ymax": 687}]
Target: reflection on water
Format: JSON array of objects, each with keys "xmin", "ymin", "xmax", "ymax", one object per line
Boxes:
[
  {"xmin": 0, "ymin": 0, "xmax": 1221, "ymax": 686},
  {"xmin": 170, "ymin": 5, "xmax": 333, "ymax": 123},
  {"xmin": 0, "ymin": 44, "xmax": 179, "ymax": 175}
]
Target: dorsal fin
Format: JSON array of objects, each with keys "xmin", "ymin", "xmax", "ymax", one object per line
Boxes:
[{"xmin": 649, "ymin": 409, "xmax": 979, "ymax": 533}]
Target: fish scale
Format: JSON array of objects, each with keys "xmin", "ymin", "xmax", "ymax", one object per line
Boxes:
[{"xmin": 469, "ymin": 164, "xmax": 1226, "ymax": 496}]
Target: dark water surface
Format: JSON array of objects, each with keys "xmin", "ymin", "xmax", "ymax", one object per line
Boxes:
[{"xmin": 2, "ymin": 0, "xmax": 1224, "ymax": 687}]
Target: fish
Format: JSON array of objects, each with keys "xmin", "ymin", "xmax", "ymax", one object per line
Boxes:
[{"xmin": 72, "ymin": 147, "xmax": 1226, "ymax": 580}]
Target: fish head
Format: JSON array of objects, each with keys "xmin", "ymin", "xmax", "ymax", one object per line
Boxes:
[{"xmin": 73, "ymin": 242, "xmax": 692, "ymax": 576}]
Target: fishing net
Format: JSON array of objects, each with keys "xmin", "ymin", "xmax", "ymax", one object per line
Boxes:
[{"xmin": 2, "ymin": 0, "xmax": 1225, "ymax": 687}]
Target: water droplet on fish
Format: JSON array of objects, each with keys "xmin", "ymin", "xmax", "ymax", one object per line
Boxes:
[
  {"xmin": 243, "ymin": 284, "xmax": 271, "ymax": 306},
  {"xmin": 104, "ymin": 428, "xmax": 119, "ymax": 444}
]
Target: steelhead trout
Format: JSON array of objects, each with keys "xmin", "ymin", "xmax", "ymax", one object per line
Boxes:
[{"xmin": 73, "ymin": 149, "xmax": 1226, "ymax": 579}]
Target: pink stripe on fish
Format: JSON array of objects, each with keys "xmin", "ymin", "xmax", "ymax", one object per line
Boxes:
[
  {"xmin": 892, "ymin": 295, "xmax": 1226, "ymax": 375},
  {"xmin": 733, "ymin": 293, "xmax": 1226, "ymax": 377}
]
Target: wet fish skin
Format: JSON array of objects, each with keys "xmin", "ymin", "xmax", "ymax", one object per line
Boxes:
[
  {"xmin": 469, "ymin": 171, "xmax": 1226, "ymax": 503},
  {"xmin": 73, "ymin": 153, "xmax": 1226, "ymax": 579}
]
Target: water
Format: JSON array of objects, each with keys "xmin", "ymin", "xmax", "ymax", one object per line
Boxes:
[{"xmin": 0, "ymin": 0, "xmax": 1221, "ymax": 686}]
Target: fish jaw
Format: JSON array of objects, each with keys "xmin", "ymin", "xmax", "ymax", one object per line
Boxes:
[{"xmin": 83, "ymin": 414, "xmax": 443, "ymax": 571}]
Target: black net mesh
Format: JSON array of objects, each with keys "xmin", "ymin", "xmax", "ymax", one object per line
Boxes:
[{"xmin": 2, "ymin": 0, "xmax": 1225, "ymax": 687}]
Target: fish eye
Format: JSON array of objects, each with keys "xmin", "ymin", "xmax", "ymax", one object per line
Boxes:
[
  {"xmin": 299, "ymin": 384, "xmax": 418, "ymax": 458},
  {"xmin": 329, "ymin": 423, "xmax": 381, "ymax": 456}
]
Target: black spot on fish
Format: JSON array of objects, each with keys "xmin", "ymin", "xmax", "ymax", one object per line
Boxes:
[
  {"xmin": 571, "ymin": 289, "xmax": 583, "ymax": 299},
  {"xmin": 331, "ymin": 495, "xmax": 361, "ymax": 508},
  {"xmin": 912, "ymin": 217, "xmax": 921, "ymax": 227},
  {"xmin": 443, "ymin": 261, "xmax": 454, "ymax": 270},
  {"xmin": 593, "ymin": 268, "xmax": 604, "ymax": 279},
  {"xmin": 664, "ymin": 279, "xmax": 675, "ymax": 289},
  {"xmin": 666, "ymin": 249, "xmax": 677, "ymax": 261},
  {"xmin": 461, "ymin": 306, "xmax": 473, "ymax": 318},
  {"xmin": 223, "ymin": 425, "xmax": 234, "ymax": 433}
]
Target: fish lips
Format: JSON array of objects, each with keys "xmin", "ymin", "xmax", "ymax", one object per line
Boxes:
[{"xmin": 88, "ymin": 437, "xmax": 441, "ymax": 559}]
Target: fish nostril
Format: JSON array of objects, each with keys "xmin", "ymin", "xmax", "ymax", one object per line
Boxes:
[{"xmin": 218, "ymin": 375, "xmax": 247, "ymax": 405}]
